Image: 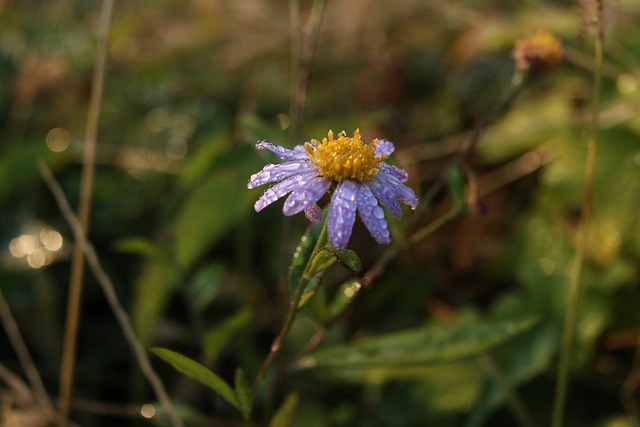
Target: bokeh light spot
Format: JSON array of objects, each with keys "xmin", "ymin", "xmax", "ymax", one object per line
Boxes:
[
  {"xmin": 170, "ymin": 113, "xmax": 195, "ymax": 138},
  {"xmin": 617, "ymin": 73, "xmax": 638, "ymax": 95},
  {"xmin": 40, "ymin": 228, "xmax": 63, "ymax": 251},
  {"xmin": 46, "ymin": 128, "xmax": 70, "ymax": 152},
  {"xmin": 17, "ymin": 234, "xmax": 37, "ymax": 255},
  {"xmin": 343, "ymin": 281, "xmax": 362, "ymax": 298},
  {"xmin": 146, "ymin": 108, "xmax": 170, "ymax": 132},
  {"xmin": 166, "ymin": 137, "xmax": 188, "ymax": 160},
  {"xmin": 538, "ymin": 257, "xmax": 555, "ymax": 276},
  {"xmin": 140, "ymin": 403, "xmax": 156, "ymax": 419},
  {"xmin": 27, "ymin": 248, "xmax": 47, "ymax": 268}
]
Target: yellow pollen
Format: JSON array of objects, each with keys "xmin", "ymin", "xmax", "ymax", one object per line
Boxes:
[{"xmin": 305, "ymin": 129, "xmax": 385, "ymax": 183}]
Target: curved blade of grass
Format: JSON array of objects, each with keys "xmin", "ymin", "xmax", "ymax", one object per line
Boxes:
[{"xmin": 150, "ymin": 347, "xmax": 240, "ymax": 410}]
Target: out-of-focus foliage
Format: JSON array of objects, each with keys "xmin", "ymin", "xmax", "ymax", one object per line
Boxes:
[{"xmin": 2, "ymin": 0, "xmax": 640, "ymax": 426}]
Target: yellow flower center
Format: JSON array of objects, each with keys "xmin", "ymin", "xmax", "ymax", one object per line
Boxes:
[{"xmin": 305, "ymin": 129, "xmax": 385, "ymax": 183}]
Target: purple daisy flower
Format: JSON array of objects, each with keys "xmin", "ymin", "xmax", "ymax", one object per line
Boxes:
[{"xmin": 247, "ymin": 129, "xmax": 418, "ymax": 249}]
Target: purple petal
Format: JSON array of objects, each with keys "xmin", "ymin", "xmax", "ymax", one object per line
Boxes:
[
  {"xmin": 283, "ymin": 177, "xmax": 331, "ymax": 216},
  {"xmin": 248, "ymin": 161, "xmax": 316, "ymax": 189},
  {"xmin": 375, "ymin": 139, "xmax": 395, "ymax": 156},
  {"xmin": 328, "ymin": 180, "xmax": 358, "ymax": 249},
  {"xmin": 357, "ymin": 184, "xmax": 390, "ymax": 245},
  {"xmin": 380, "ymin": 163, "xmax": 409, "ymax": 182},
  {"xmin": 254, "ymin": 170, "xmax": 318, "ymax": 212},
  {"xmin": 368, "ymin": 178, "xmax": 402, "ymax": 218},
  {"xmin": 376, "ymin": 172, "xmax": 419, "ymax": 210},
  {"xmin": 368, "ymin": 173, "xmax": 418, "ymax": 218},
  {"xmin": 256, "ymin": 141, "xmax": 309, "ymax": 161},
  {"xmin": 304, "ymin": 203, "xmax": 323, "ymax": 223}
]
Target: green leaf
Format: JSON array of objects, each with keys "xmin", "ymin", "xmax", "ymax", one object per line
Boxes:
[
  {"xmin": 465, "ymin": 320, "xmax": 558, "ymax": 427},
  {"xmin": 305, "ymin": 246, "xmax": 336, "ymax": 278},
  {"xmin": 288, "ymin": 216, "xmax": 327, "ymax": 294},
  {"xmin": 234, "ymin": 369, "xmax": 253, "ymax": 420},
  {"xmin": 202, "ymin": 309, "xmax": 252, "ymax": 361},
  {"xmin": 268, "ymin": 393, "xmax": 299, "ymax": 427},
  {"xmin": 113, "ymin": 237, "xmax": 160, "ymax": 258},
  {"xmin": 329, "ymin": 278, "xmax": 363, "ymax": 319},
  {"xmin": 294, "ymin": 238, "xmax": 363, "ymax": 313},
  {"xmin": 173, "ymin": 144, "xmax": 262, "ymax": 270},
  {"xmin": 446, "ymin": 166, "xmax": 466, "ymax": 209},
  {"xmin": 150, "ymin": 347, "xmax": 240, "ymax": 410},
  {"xmin": 133, "ymin": 257, "xmax": 182, "ymax": 344},
  {"xmin": 186, "ymin": 262, "xmax": 226, "ymax": 313},
  {"xmin": 0, "ymin": 143, "xmax": 56, "ymax": 201},
  {"xmin": 296, "ymin": 317, "xmax": 539, "ymax": 382},
  {"xmin": 179, "ymin": 131, "xmax": 231, "ymax": 188},
  {"xmin": 322, "ymin": 247, "xmax": 362, "ymax": 274}
]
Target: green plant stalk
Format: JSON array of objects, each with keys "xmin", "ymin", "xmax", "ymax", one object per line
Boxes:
[
  {"xmin": 251, "ymin": 269, "xmax": 308, "ymax": 393},
  {"xmin": 478, "ymin": 353, "xmax": 537, "ymax": 427},
  {"xmin": 408, "ymin": 204, "xmax": 465, "ymax": 246},
  {"xmin": 551, "ymin": 36, "xmax": 603, "ymax": 427},
  {"xmin": 58, "ymin": 1, "xmax": 113, "ymax": 425},
  {"xmin": 252, "ymin": 220, "xmax": 329, "ymax": 392},
  {"xmin": 280, "ymin": 0, "xmax": 328, "ymax": 294}
]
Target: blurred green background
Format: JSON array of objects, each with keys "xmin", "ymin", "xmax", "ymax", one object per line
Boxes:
[{"xmin": 2, "ymin": 0, "xmax": 640, "ymax": 426}]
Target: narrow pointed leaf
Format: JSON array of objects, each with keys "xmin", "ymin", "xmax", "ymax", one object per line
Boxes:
[
  {"xmin": 446, "ymin": 166, "xmax": 466, "ymax": 209},
  {"xmin": 288, "ymin": 216, "xmax": 327, "ymax": 294},
  {"xmin": 150, "ymin": 347, "xmax": 240, "ymax": 409},
  {"xmin": 202, "ymin": 309, "xmax": 252, "ymax": 361},
  {"xmin": 329, "ymin": 278, "xmax": 363, "ymax": 319},
  {"xmin": 305, "ymin": 247, "xmax": 336, "ymax": 278},
  {"xmin": 234, "ymin": 369, "xmax": 253, "ymax": 420},
  {"xmin": 296, "ymin": 317, "xmax": 539, "ymax": 381},
  {"xmin": 268, "ymin": 393, "xmax": 299, "ymax": 427},
  {"xmin": 323, "ymin": 247, "xmax": 362, "ymax": 273}
]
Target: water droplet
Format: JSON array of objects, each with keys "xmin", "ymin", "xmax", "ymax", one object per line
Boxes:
[{"xmin": 373, "ymin": 207, "xmax": 385, "ymax": 219}]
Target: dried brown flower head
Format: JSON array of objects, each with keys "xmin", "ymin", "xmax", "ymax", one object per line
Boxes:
[{"xmin": 513, "ymin": 30, "xmax": 563, "ymax": 75}]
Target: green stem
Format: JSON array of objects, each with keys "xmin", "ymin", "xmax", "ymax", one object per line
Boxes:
[
  {"xmin": 252, "ymin": 270, "xmax": 308, "ymax": 393},
  {"xmin": 408, "ymin": 204, "xmax": 465, "ymax": 246},
  {"xmin": 478, "ymin": 353, "xmax": 537, "ymax": 427},
  {"xmin": 252, "ymin": 219, "xmax": 329, "ymax": 392},
  {"xmin": 551, "ymin": 33, "xmax": 603, "ymax": 427}
]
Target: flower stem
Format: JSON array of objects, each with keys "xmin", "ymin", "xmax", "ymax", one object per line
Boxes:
[
  {"xmin": 551, "ymin": 29, "xmax": 603, "ymax": 427},
  {"xmin": 252, "ymin": 270, "xmax": 308, "ymax": 392},
  {"xmin": 252, "ymin": 219, "xmax": 329, "ymax": 392}
]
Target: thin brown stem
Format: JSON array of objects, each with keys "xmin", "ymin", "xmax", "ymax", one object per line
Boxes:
[
  {"xmin": 551, "ymin": 26, "xmax": 603, "ymax": 427},
  {"xmin": 0, "ymin": 362, "xmax": 34, "ymax": 405},
  {"xmin": 287, "ymin": 0, "xmax": 327, "ymax": 147},
  {"xmin": 0, "ymin": 287, "xmax": 53, "ymax": 413},
  {"xmin": 58, "ymin": 1, "xmax": 113, "ymax": 424},
  {"xmin": 287, "ymin": 0, "xmax": 302, "ymax": 147},
  {"xmin": 39, "ymin": 162, "xmax": 184, "ymax": 427}
]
